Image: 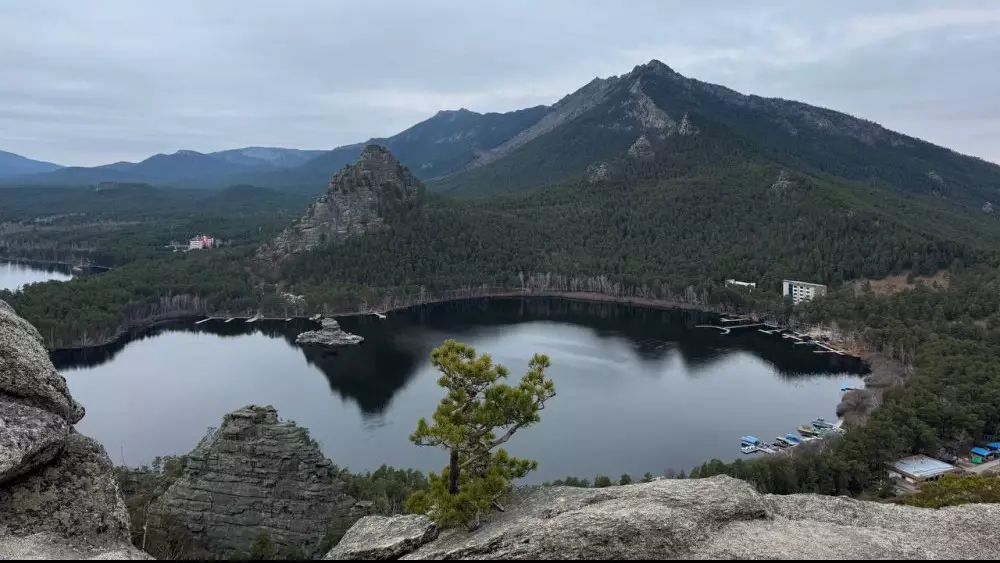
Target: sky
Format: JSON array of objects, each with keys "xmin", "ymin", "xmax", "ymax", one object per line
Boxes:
[{"xmin": 2, "ymin": 0, "xmax": 1000, "ymax": 167}]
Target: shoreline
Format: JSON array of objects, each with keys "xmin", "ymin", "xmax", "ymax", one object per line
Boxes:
[
  {"xmin": 47, "ymin": 289, "xmax": 888, "ymax": 462},
  {"xmin": 0, "ymin": 256, "xmax": 113, "ymax": 272},
  {"xmin": 44, "ymin": 290, "xmax": 736, "ymax": 352}
]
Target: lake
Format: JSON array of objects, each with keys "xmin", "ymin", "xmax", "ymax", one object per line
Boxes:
[
  {"xmin": 56, "ymin": 298, "xmax": 865, "ymax": 483},
  {"xmin": 0, "ymin": 260, "xmax": 73, "ymax": 291}
]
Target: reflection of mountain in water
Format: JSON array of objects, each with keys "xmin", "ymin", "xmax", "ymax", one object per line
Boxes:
[{"xmin": 52, "ymin": 297, "xmax": 865, "ymax": 415}]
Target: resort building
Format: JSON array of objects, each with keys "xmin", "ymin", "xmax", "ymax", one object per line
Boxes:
[
  {"xmin": 782, "ymin": 280, "xmax": 828, "ymax": 304},
  {"xmin": 188, "ymin": 235, "xmax": 216, "ymax": 250},
  {"xmin": 887, "ymin": 455, "xmax": 956, "ymax": 485}
]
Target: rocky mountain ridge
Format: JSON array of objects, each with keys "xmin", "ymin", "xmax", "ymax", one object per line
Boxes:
[
  {"xmin": 12, "ymin": 59, "xmax": 1000, "ymax": 208},
  {"xmin": 0, "ymin": 299, "xmax": 147, "ymax": 559},
  {"xmin": 327, "ymin": 475, "xmax": 1000, "ymax": 560}
]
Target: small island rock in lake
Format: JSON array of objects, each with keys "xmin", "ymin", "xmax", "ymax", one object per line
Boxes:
[{"xmin": 296, "ymin": 318, "xmax": 364, "ymax": 347}]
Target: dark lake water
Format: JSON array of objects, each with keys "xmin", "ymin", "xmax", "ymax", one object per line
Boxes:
[
  {"xmin": 57, "ymin": 298, "xmax": 865, "ymax": 482},
  {"xmin": 0, "ymin": 260, "xmax": 73, "ymax": 291}
]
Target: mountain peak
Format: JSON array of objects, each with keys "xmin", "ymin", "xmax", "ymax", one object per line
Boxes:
[
  {"xmin": 358, "ymin": 144, "xmax": 401, "ymax": 166},
  {"xmin": 631, "ymin": 59, "xmax": 680, "ymax": 78},
  {"xmin": 253, "ymin": 145, "xmax": 423, "ymax": 278}
]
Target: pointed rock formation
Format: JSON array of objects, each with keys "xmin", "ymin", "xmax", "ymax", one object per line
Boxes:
[
  {"xmin": 254, "ymin": 145, "xmax": 424, "ymax": 279},
  {"xmin": 150, "ymin": 405, "xmax": 356, "ymax": 558}
]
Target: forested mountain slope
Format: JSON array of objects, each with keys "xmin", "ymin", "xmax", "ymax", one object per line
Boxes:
[
  {"xmin": 428, "ymin": 60, "xmax": 1000, "ymax": 210},
  {"xmin": 278, "ymin": 123, "xmax": 995, "ymax": 309}
]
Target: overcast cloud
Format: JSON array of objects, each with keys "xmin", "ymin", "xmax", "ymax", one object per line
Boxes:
[{"xmin": 2, "ymin": 0, "xmax": 999, "ymax": 166}]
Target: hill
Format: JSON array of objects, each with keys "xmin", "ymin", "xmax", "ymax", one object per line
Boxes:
[
  {"xmin": 7, "ymin": 147, "xmax": 326, "ymax": 188},
  {"xmin": 235, "ymin": 107, "xmax": 547, "ymax": 190},
  {"xmin": 428, "ymin": 61, "xmax": 1000, "ymax": 208},
  {"xmin": 0, "ymin": 150, "xmax": 62, "ymax": 179},
  {"xmin": 274, "ymin": 124, "xmax": 996, "ymax": 310}
]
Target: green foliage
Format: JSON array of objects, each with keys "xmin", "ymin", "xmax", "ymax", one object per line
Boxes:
[
  {"xmin": 902, "ymin": 474, "xmax": 1000, "ymax": 508},
  {"xmin": 641, "ymin": 472, "xmax": 654, "ymax": 483},
  {"xmin": 684, "ymin": 268, "xmax": 1000, "ymax": 496},
  {"xmin": 248, "ymin": 531, "xmax": 277, "ymax": 560},
  {"xmin": 619, "ymin": 473, "xmax": 633, "ymax": 486},
  {"xmin": 593, "ymin": 475, "xmax": 613, "ymax": 488},
  {"xmin": 547, "ymin": 476, "xmax": 590, "ymax": 488},
  {"xmin": 405, "ymin": 339, "xmax": 556, "ymax": 528},
  {"xmin": 114, "ymin": 461, "xmax": 197, "ymax": 560}
]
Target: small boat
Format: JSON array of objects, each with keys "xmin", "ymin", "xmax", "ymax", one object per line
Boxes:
[
  {"xmin": 783, "ymin": 434, "xmax": 801, "ymax": 446},
  {"xmin": 758, "ymin": 446, "xmax": 777, "ymax": 454},
  {"xmin": 775, "ymin": 436, "xmax": 795, "ymax": 447},
  {"xmin": 373, "ymin": 312, "xmax": 387, "ymax": 320},
  {"xmin": 740, "ymin": 445, "xmax": 758, "ymax": 454},
  {"xmin": 811, "ymin": 418, "xmax": 835, "ymax": 429},
  {"xmin": 798, "ymin": 425, "xmax": 819, "ymax": 436}
]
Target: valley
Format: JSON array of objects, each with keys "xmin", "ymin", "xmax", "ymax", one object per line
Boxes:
[{"xmin": 3, "ymin": 56, "xmax": 1000, "ymax": 559}]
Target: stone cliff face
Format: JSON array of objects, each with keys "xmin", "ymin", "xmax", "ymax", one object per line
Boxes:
[
  {"xmin": 255, "ymin": 145, "xmax": 424, "ymax": 279},
  {"xmin": 150, "ymin": 405, "xmax": 356, "ymax": 558},
  {"xmin": 0, "ymin": 300, "xmax": 147, "ymax": 559},
  {"xmin": 327, "ymin": 475, "xmax": 1000, "ymax": 560}
]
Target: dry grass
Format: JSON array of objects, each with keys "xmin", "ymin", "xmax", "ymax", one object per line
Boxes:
[{"xmin": 850, "ymin": 270, "xmax": 949, "ymax": 296}]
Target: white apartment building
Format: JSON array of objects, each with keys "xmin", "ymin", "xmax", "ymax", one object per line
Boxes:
[{"xmin": 782, "ymin": 280, "xmax": 827, "ymax": 304}]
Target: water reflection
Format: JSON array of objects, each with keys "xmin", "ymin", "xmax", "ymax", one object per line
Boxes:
[
  {"xmin": 0, "ymin": 260, "xmax": 73, "ymax": 291},
  {"xmin": 55, "ymin": 298, "xmax": 864, "ymax": 417},
  {"xmin": 60, "ymin": 297, "xmax": 866, "ymax": 481}
]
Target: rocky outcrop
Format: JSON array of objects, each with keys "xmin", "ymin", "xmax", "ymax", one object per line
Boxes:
[
  {"xmin": 769, "ymin": 169, "xmax": 796, "ymax": 193},
  {"xmin": 254, "ymin": 145, "xmax": 424, "ymax": 278},
  {"xmin": 677, "ymin": 113, "xmax": 699, "ymax": 136},
  {"xmin": 296, "ymin": 318, "xmax": 364, "ymax": 347},
  {"xmin": 324, "ymin": 515, "xmax": 438, "ymax": 560},
  {"xmin": 627, "ymin": 135, "xmax": 654, "ymax": 159},
  {"xmin": 0, "ymin": 299, "xmax": 139, "ymax": 558},
  {"xmin": 150, "ymin": 405, "xmax": 356, "ymax": 558},
  {"xmin": 0, "ymin": 533, "xmax": 150, "ymax": 560},
  {"xmin": 327, "ymin": 476, "xmax": 1000, "ymax": 560}
]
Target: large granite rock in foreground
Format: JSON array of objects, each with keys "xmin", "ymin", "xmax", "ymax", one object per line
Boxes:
[
  {"xmin": 150, "ymin": 405, "xmax": 356, "ymax": 558},
  {"xmin": 327, "ymin": 476, "xmax": 1000, "ymax": 560},
  {"xmin": 0, "ymin": 299, "xmax": 141, "ymax": 559}
]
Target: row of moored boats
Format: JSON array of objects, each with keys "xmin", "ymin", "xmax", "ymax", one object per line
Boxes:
[{"xmin": 740, "ymin": 418, "xmax": 842, "ymax": 455}]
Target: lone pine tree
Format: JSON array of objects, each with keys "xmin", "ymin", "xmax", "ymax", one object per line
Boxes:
[{"xmin": 405, "ymin": 339, "xmax": 556, "ymax": 528}]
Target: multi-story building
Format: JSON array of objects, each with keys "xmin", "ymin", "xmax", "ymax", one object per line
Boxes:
[
  {"xmin": 188, "ymin": 235, "xmax": 216, "ymax": 250},
  {"xmin": 782, "ymin": 279, "xmax": 827, "ymax": 304}
]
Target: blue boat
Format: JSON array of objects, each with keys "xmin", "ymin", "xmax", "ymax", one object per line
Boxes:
[
  {"xmin": 784, "ymin": 434, "xmax": 801, "ymax": 445},
  {"xmin": 741, "ymin": 435, "xmax": 761, "ymax": 446},
  {"xmin": 811, "ymin": 418, "xmax": 835, "ymax": 429}
]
